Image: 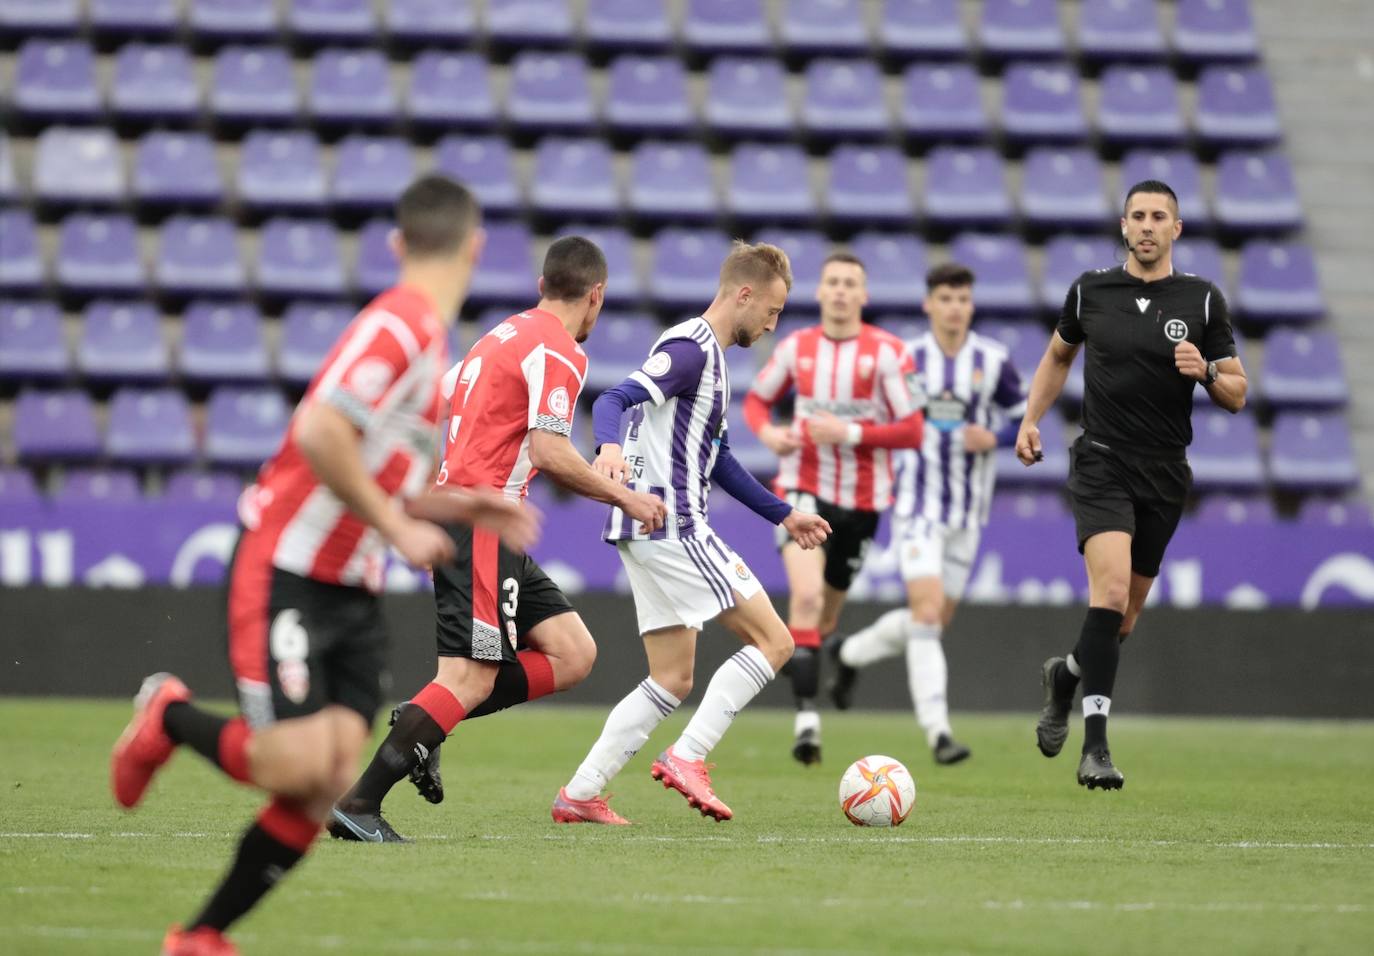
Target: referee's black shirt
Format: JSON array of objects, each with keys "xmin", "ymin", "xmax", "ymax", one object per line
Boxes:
[{"xmin": 1056, "ymin": 266, "xmax": 1237, "ymax": 455}]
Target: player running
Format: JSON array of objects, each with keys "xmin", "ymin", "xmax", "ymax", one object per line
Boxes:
[
  {"xmin": 109, "ymin": 176, "xmax": 536, "ymax": 956},
  {"xmin": 743, "ymin": 252, "xmax": 926, "ymax": 765},
  {"xmin": 826, "ymin": 263, "xmax": 1026, "ymax": 765},
  {"xmin": 551, "ymin": 242, "xmax": 832, "ymax": 825},
  {"xmin": 329, "ymin": 236, "xmax": 667, "ymax": 842}
]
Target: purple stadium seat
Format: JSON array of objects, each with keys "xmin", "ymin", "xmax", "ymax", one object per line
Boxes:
[
  {"xmin": 728, "ymin": 144, "xmax": 816, "ymax": 222},
  {"xmin": 899, "ymin": 63, "xmax": 988, "ymax": 141},
  {"xmin": 976, "ymin": 320, "xmax": 1047, "ymax": 393},
  {"xmin": 780, "ymin": 0, "xmax": 870, "ymax": 55},
  {"xmin": 111, "ymin": 43, "xmax": 198, "ymax": 124},
  {"xmin": 1021, "ymin": 147, "xmax": 1109, "ymax": 231},
  {"xmin": 156, "ymin": 216, "xmax": 245, "ymax": 298},
  {"xmin": 704, "ymin": 58, "xmax": 793, "ymax": 138},
  {"xmin": 279, "ymin": 301, "xmax": 353, "ymax": 386},
  {"xmin": 648, "ymin": 229, "xmax": 732, "ymax": 311},
  {"xmin": 948, "ymin": 234, "xmax": 1034, "ymax": 315},
  {"xmin": 581, "ymin": 312, "xmax": 658, "ymax": 392},
  {"xmin": 585, "ymin": 0, "xmax": 672, "ymax": 51},
  {"xmin": 255, "ymin": 219, "xmax": 346, "ymax": 299},
  {"xmin": 238, "ymin": 129, "xmax": 327, "ymax": 212},
  {"xmin": 33, "ymin": 127, "xmax": 124, "ymax": 207},
  {"xmin": 605, "ymin": 55, "xmax": 693, "ymax": 136},
  {"xmin": 879, "ymin": 314, "xmax": 928, "ymax": 345},
  {"xmin": 1188, "ymin": 407, "xmax": 1264, "ymax": 491},
  {"xmin": 1120, "ymin": 150, "xmax": 1209, "ymax": 227},
  {"xmin": 56, "ymin": 468, "xmax": 141, "ymax": 502},
  {"xmin": 57, "ymin": 215, "xmax": 146, "ymax": 298},
  {"xmin": 1194, "ymin": 493, "xmax": 1276, "ymax": 526},
  {"xmin": 106, "ymin": 388, "xmax": 196, "ymax": 466},
  {"xmin": 1001, "ymin": 62, "xmax": 1087, "ymax": 143},
  {"xmin": 555, "ymin": 225, "xmax": 641, "ymax": 307},
  {"xmin": 851, "ymin": 233, "xmax": 928, "ymax": 312},
  {"xmin": 355, "ymin": 219, "xmax": 397, "ymax": 299},
  {"xmin": 14, "ymin": 391, "xmax": 101, "ymax": 463},
  {"xmin": 530, "ymin": 138, "xmax": 620, "ymax": 220},
  {"xmin": 0, "ymin": 210, "xmax": 43, "ymax": 292},
  {"xmin": 0, "ymin": 132, "xmax": 14, "ymax": 202},
  {"xmin": 310, "ymin": 48, "xmax": 396, "ymax": 127},
  {"xmin": 1214, "ymin": 151, "xmax": 1303, "ymax": 233},
  {"xmin": 1040, "ymin": 235, "xmax": 1117, "ymax": 310},
  {"xmin": 1236, "ymin": 241, "xmax": 1323, "ymax": 323},
  {"xmin": 90, "ymin": 0, "xmax": 178, "ymax": 35},
  {"xmin": 385, "ymin": 0, "xmax": 475, "ymax": 46},
  {"xmin": 433, "ymin": 135, "xmax": 520, "ymax": 217},
  {"xmin": 466, "ymin": 221, "xmax": 536, "ymax": 305},
  {"xmin": 987, "ymin": 489, "xmax": 1070, "ymax": 521},
  {"xmin": 1196, "ymin": 65, "xmax": 1281, "ymax": 147},
  {"xmin": 684, "ymin": 0, "xmax": 772, "ymax": 54},
  {"xmin": 923, "ymin": 147, "xmax": 1013, "ymax": 228},
  {"xmin": 1096, "ymin": 65, "xmax": 1185, "ymax": 146},
  {"xmin": 0, "ymin": 301, "xmax": 66, "ymax": 381},
  {"xmin": 1260, "ymin": 329, "xmax": 1346, "ymax": 408},
  {"xmin": 995, "ymin": 407, "xmax": 1068, "ymax": 486},
  {"xmin": 408, "ymin": 52, "xmax": 496, "ymax": 129},
  {"xmin": 979, "ymin": 0, "xmax": 1066, "ymax": 59},
  {"xmin": 1077, "ymin": 0, "xmax": 1166, "ymax": 61},
  {"xmin": 1173, "ymin": 0, "xmax": 1259, "ymax": 63},
  {"xmin": 331, "ymin": 135, "xmax": 415, "ymax": 211},
  {"xmin": 487, "ymin": 0, "xmax": 574, "ymax": 47},
  {"xmin": 133, "ymin": 131, "xmax": 223, "ymax": 207},
  {"xmin": 189, "ymin": 0, "xmax": 278, "ymax": 42},
  {"xmin": 0, "ymin": 467, "xmax": 40, "ymax": 504},
  {"xmin": 507, "ymin": 52, "xmax": 594, "ymax": 133},
  {"xmin": 14, "ymin": 38, "xmax": 100, "ymax": 121},
  {"xmin": 288, "ymin": 0, "xmax": 377, "ymax": 44},
  {"xmin": 164, "ymin": 469, "xmax": 245, "ymax": 505},
  {"xmin": 826, "ymin": 145, "xmax": 914, "ymax": 225},
  {"xmin": 627, "ymin": 140, "xmax": 717, "ymax": 222},
  {"xmin": 880, "ymin": 0, "xmax": 966, "ymax": 59},
  {"xmin": 77, "ymin": 300, "xmax": 168, "ymax": 383},
  {"xmin": 204, "ymin": 387, "xmax": 291, "ymax": 469},
  {"xmin": 181, "ymin": 301, "xmax": 270, "ymax": 383},
  {"xmin": 211, "ymin": 46, "xmax": 299, "ymax": 124},
  {"xmin": 754, "ymin": 228, "xmax": 827, "ymax": 309},
  {"xmin": 0, "ymin": 0, "xmax": 80, "ymax": 34},
  {"xmin": 1269, "ymin": 413, "xmax": 1359, "ymax": 493},
  {"xmin": 1171, "ymin": 239, "xmax": 1226, "ymax": 291},
  {"xmin": 802, "ymin": 59, "xmax": 890, "ymax": 139},
  {"xmin": 1297, "ymin": 498, "xmax": 1373, "ymax": 528}
]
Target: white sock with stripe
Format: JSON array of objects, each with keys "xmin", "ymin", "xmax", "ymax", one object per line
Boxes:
[
  {"xmin": 839, "ymin": 607, "xmax": 909, "ymax": 668},
  {"xmin": 565, "ymin": 677, "xmax": 681, "ymax": 801},
  {"xmin": 905, "ymin": 619, "xmax": 952, "ymax": 748},
  {"xmin": 673, "ymin": 646, "xmax": 775, "ymax": 762}
]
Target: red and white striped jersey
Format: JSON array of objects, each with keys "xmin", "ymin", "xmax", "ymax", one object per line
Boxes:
[
  {"xmin": 750, "ymin": 323, "xmax": 920, "ymax": 512},
  {"xmin": 237, "ymin": 286, "xmax": 449, "ymax": 592},
  {"xmin": 436, "ymin": 308, "xmax": 588, "ymax": 500}
]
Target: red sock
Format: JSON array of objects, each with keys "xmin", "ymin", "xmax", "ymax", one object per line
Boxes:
[
  {"xmin": 217, "ymin": 718, "xmax": 253, "ymax": 784},
  {"xmin": 518, "ymin": 650, "xmax": 556, "ymax": 701},
  {"xmin": 790, "ymin": 627, "xmax": 821, "ymax": 650},
  {"xmin": 256, "ymin": 796, "xmax": 321, "ymax": 853},
  {"xmin": 411, "ymin": 682, "xmax": 468, "ymax": 734}
]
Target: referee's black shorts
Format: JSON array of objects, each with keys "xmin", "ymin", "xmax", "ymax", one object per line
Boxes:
[{"xmin": 1066, "ymin": 435, "xmax": 1191, "ymax": 578}]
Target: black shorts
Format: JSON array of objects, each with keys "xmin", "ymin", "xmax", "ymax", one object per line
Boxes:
[
  {"xmin": 227, "ymin": 530, "xmax": 387, "ymax": 729},
  {"xmin": 1067, "ymin": 435, "xmax": 1191, "ymax": 578},
  {"xmin": 776, "ymin": 491, "xmax": 881, "ymax": 592},
  {"xmin": 433, "ymin": 522, "xmax": 575, "ymax": 662}
]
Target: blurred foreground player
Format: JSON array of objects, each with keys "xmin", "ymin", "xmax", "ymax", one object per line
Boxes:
[{"xmin": 109, "ymin": 176, "xmax": 535, "ymax": 956}]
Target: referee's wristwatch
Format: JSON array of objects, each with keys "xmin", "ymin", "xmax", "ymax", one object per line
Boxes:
[{"xmin": 1204, "ymin": 360, "xmax": 1219, "ymax": 386}]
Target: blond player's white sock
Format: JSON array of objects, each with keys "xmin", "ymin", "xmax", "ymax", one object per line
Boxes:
[
  {"xmin": 839, "ymin": 607, "xmax": 909, "ymax": 668},
  {"xmin": 566, "ymin": 677, "xmax": 680, "ymax": 800},
  {"xmin": 905, "ymin": 619, "xmax": 952, "ymax": 748},
  {"xmin": 674, "ymin": 646, "xmax": 774, "ymax": 762}
]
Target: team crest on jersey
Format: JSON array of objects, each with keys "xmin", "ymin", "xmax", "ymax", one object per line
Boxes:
[
  {"xmin": 548, "ymin": 386, "xmax": 570, "ymax": 418},
  {"xmin": 857, "ymin": 354, "xmax": 875, "ymax": 379},
  {"xmin": 1163, "ymin": 318, "xmax": 1189, "ymax": 343},
  {"xmin": 347, "ymin": 357, "xmax": 394, "ymax": 402},
  {"xmin": 642, "ymin": 351, "xmax": 672, "ymax": 377},
  {"xmin": 734, "ymin": 562, "xmax": 751, "ymax": 581},
  {"xmin": 506, "ymin": 621, "xmax": 518, "ymax": 648}
]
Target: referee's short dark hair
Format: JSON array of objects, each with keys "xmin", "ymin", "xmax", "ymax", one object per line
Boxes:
[
  {"xmin": 541, "ymin": 236, "xmax": 609, "ymax": 301},
  {"xmin": 1124, "ymin": 179, "xmax": 1179, "ymax": 215},
  {"xmin": 395, "ymin": 174, "xmax": 481, "ymax": 258},
  {"xmin": 926, "ymin": 262, "xmax": 975, "ymax": 292}
]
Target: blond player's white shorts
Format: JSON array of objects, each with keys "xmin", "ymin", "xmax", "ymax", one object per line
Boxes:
[
  {"xmin": 894, "ymin": 516, "xmax": 981, "ymax": 600},
  {"xmin": 617, "ymin": 532, "xmax": 763, "ymax": 634}
]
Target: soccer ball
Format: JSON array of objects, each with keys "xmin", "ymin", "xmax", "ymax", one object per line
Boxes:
[{"xmin": 838, "ymin": 755, "xmax": 916, "ymax": 827}]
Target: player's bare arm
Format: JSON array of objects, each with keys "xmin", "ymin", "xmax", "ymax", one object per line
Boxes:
[
  {"xmin": 405, "ymin": 486, "xmax": 542, "ymax": 553},
  {"xmin": 1016, "ymin": 334, "xmax": 1079, "ymax": 466},
  {"xmin": 782, "ymin": 509, "xmax": 831, "ymax": 550},
  {"xmin": 295, "ymin": 400, "xmax": 456, "ymax": 567},
  {"xmin": 758, "ymin": 421, "xmax": 801, "ymax": 455},
  {"xmin": 1175, "ymin": 343, "xmax": 1247, "ymax": 414},
  {"xmin": 528, "ymin": 428, "xmax": 667, "ymax": 532}
]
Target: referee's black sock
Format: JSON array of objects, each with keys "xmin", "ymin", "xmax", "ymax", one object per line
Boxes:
[
  {"xmin": 343, "ymin": 683, "xmax": 463, "ymax": 812},
  {"xmin": 1072, "ymin": 607, "xmax": 1124, "ymax": 753}
]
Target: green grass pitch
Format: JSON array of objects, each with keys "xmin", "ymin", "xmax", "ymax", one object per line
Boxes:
[{"xmin": 2, "ymin": 699, "xmax": 1371, "ymax": 955}]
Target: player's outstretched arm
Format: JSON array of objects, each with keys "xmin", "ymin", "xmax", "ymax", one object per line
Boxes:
[
  {"xmin": 1016, "ymin": 334, "xmax": 1078, "ymax": 466},
  {"xmin": 405, "ymin": 486, "xmax": 541, "ymax": 553},
  {"xmin": 295, "ymin": 400, "xmax": 455, "ymax": 567},
  {"xmin": 781, "ymin": 510, "xmax": 831, "ymax": 550},
  {"xmin": 528, "ymin": 428, "xmax": 666, "ymax": 533}
]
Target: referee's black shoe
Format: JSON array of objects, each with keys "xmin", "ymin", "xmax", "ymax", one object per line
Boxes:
[
  {"xmin": 328, "ymin": 806, "xmax": 411, "ymax": 843},
  {"xmin": 823, "ymin": 634, "xmax": 858, "ymax": 711},
  {"xmin": 1076, "ymin": 749, "xmax": 1124, "ymax": 790},
  {"xmin": 391, "ymin": 702, "xmax": 444, "ymax": 805},
  {"xmin": 1035, "ymin": 656, "xmax": 1073, "ymax": 758}
]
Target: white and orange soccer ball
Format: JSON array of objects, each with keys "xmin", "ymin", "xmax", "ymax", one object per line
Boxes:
[{"xmin": 838, "ymin": 755, "xmax": 916, "ymax": 827}]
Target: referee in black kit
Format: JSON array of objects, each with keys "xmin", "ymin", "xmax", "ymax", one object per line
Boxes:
[{"xmin": 1015, "ymin": 180, "xmax": 1248, "ymax": 789}]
